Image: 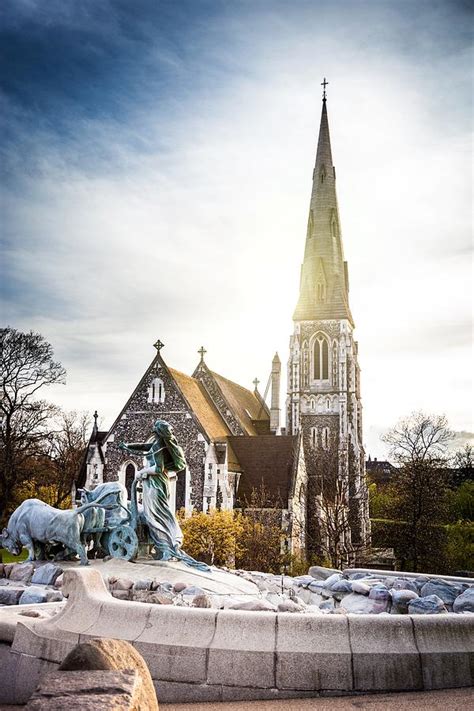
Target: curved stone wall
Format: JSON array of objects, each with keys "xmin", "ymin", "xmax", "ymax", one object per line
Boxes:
[{"xmin": 0, "ymin": 568, "xmax": 473, "ymax": 704}]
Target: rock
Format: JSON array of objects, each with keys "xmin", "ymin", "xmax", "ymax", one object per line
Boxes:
[
  {"xmin": 31, "ymin": 563, "xmax": 63, "ymax": 586},
  {"xmin": 348, "ymin": 572, "xmax": 369, "ymax": 580},
  {"xmin": 390, "ymin": 589, "xmax": 419, "ymax": 614},
  {"xmin": 389, "ymin": 578, "xmax": 419, "ymax": 594},
  {"xmin": 45, "ymin": 590, "xmax": 64, "ymax": 602},
  {"xmin": 308, "ymin": 580, "xmax": 326, "ymax": 594},
  {"xmin": 308, "ymin": 565, "xmax": 342, "ymax": 581},
  {"xmin": 157, "ymin": 580, "xmax": 173, "ymax": 592},
  {"xmin": 133, "ymin": 578, "xmax": 154, "ymax": 591},
  {"xmin": 181, "ymin": 585, "xmax": 206, "ymax": 598},
  {"xmin": 59, "ymin": 637, "xmax": 159, "ymax": 711},
  {"xmin": 414, "ymin": 576, "xmax": 430, "ymax": 591},
  {"xmin": 111, "ymin": 590, "xmax": 131, "ymax": 601},
  {"xmin": 0, "ymin": 579, "xmax": 9, "ymax": 586},
  {"xmin": 408, "ymin": 594, "xmax": 447, "ymax": 615},
  {"xmin": 173, "ymin": 581, "xmax": 188, "ymax": 593},
  {"xmin": 0, "ymin": 587, "xmax": 23, "ymax": 605},
  {"xmin": 54, "ymin": 574, "xmax": 64, "ymax": 588},
  {"xmin": 351, "ymin": 581, "xmax": 371, "ymax": 595},
  {"xmin": 322, "ymin": 573, "xmax": 343, "ymax": 588},
  {"xmin": 329, "ymin": 579, "xmax": 352, "ymax": 594},
  {"xmin": 341, "ymin": 592, "xmax": 389, "ymax": 614},
  {"xmin": 18, "ymin": 609, "xmax": 42, "ymax": 618},
  {"xmin": 192, "ymin": 594, "xmax": 211, "ymax": 608},
  {"xmin": 228, "ymin": 599, "xmax": 277, "ymax": 612},
  {"xmin": 113, "ymin": 576, "xmax": 135, "ymax": 591},
  {"xmin": 369, "ymin": 586, "xmax": 390, "ymax": 602},
  {"xmin": 319, "ymin": 598, "xmax": 335, "ymax": 611},
  {"xmin": 277, "ymin": 599, "xmax": 305, "ymax": 613},
  {"xmin": 3, "ymin": 563, "xmax": 14, "ymax": 578},
  {"xmin": 0, "ymin": 563, "xmax": 4, "ymax": 577},
  {"xmin": 453, "ymin": 587, "xmax": 474, "ymax": 613},
  {"xmin": 25, "ymin": 669, "xmax": 144, "ymax": 711},
  {"xmin": 133, "ymin": 590, "xmax": 173, "ymax": 604},
  {"xmin": 19, "ymin": 586, "xmax": 48, "ymax": 605},
  {"xmin": 9, "ymin": 562, "xmax": 34, "ymax": 583},
  {"xmin": 293, "ymin": 575, "xmax": 315, "ymax": 588},
  {"xmin": 420, "ymin": 580, "xmax": 462, "ymax": 607}
]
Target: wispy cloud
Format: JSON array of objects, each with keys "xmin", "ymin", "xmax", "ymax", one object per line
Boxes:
[{"xmin": 1, "ymin": 0, "xmax": 472, "ymax": 456}]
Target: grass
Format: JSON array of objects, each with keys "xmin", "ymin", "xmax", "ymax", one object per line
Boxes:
[{"xmin": 0, "ymin": 548, "xmax": 28, "ymax": 564}]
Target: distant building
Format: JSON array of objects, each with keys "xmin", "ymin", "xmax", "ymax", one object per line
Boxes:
[{"xmin": 366, "ymin": 456, "xmax": 396, "ymax": 486}]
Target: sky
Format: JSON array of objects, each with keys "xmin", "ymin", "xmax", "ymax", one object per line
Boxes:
[{"xmin": 1, "ymin": 0, "xmax": 472, "ymax": 457}]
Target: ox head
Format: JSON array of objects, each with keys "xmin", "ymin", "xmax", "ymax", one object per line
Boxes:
[{"xmin": 0, "ymin": 528, "xmax": 22, "ymax": 556}]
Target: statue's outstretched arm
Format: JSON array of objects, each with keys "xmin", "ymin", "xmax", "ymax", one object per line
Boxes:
[{"xmin": 119, "ymin": 442, "xmax": 153, "ymax": 454}]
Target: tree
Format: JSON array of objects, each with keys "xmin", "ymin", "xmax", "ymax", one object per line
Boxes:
[
  {"xmin": 0, "ymin": 328, "xmax": 66, "ymax": 517},
  {"xmin": 381, "ymin": 411, "xmax": 453, "ymax": 571},
  {"xmin": 236, "ymin": 484, "xmax": 285, "ymax": 573},
  {"xmin": 179, "ymin": 509, "xmax": 244, "ymax": 567},
  {"xmin": 451, "ymin": 443, "xmax": 474, "ymax": 487}
]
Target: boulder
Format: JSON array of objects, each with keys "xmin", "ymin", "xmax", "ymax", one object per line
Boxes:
[
  {"xmin": 341, "ymin": 592, "xmax": 389, "ymax": 614},
  {"xmin": 322, "ymin": 573, "xmax": 343, "ymax": 588},
  {"xmin": 55, "ymin": 574, "xmax": 64, "ymax": 588},
  {"xmin": 420, "ymin": 580, "xmax": 461, "ymax": 607},
  {"xmin": 308, "ymin": 565, "xmax": 342, "ymax": 580},
  {"xmin": 192, "ymin": 593, "xmax": 212, "ymax": 608},
  {"xmin": 59, "ymin": 637, "xmax": 159, "ymax": 711},
  {"xmin": 181, "ymin": 585, "xmax": 206, "ymax": 598},
  {"xmin": 292, "ymin": 575, "xmax": 315, "ymax": 588},
  {"xmin": 228, "ymin": 599, "xmax": 277, "ymax": 612},
  {"xmin": 173, "ymin": 581, "xmax": 188, "ymax": 593},
  {"xmin": 112, "ymin": 576, "xmax": 135, "ymax": 591},
  {"xmin": 277, "ymin": 599, "xmax": 305, "ymax": 613},
  {"xmin": 408, "ymin": 594, "xmax": 447, "ymax": 615},
  {"xmin": 0, "ymin": 586, "xmax": 24, "ymax": 605},
  {"xmin": 46, "ymin": 589, "xmax": 65, "ymax": 602},
  {"xmin": 389, "ymin": 578, "xmax": 418, "ymax": 594},
  {"xmin": 351, "ymin": 581, "xmax": 371, "ymax": 595},
  {"xmin": 368, "ymin": 586, "xmax": 390, "ymax": 602},
  {"xmin": 111, "ymin": 590, "xmax": 131, "ymax": 601},
  {"xmin": 31, "ymin": 563, "xmax": 63, "ymax": 586},
  {"xmin": 19, "ymin": 586, "xmax": 48, "ymax": 605},
  {"xmin": 390, "ymin": 589, "xmax": 419, "ymax": 614},
  {"xmin": 329, "ymin": 579, "xmax": 352, "ymax": 595},
  {"xmin": 453, "ymin": 587, "xmax": 474, "ymax": 614},
  {"xmin": 319, "ymin": 598, "xmax": 335, "ymax": 611},
  {"xmin": 9, "ymin": 562, "xmax": 34, "ymax": 583},
  {"xmin": 133, "ymin": 578, "xmax": 154, "ymax": 591},
  {"xmin": 3, "ymin": 563, "xmax": 14, "ymax": 578}
]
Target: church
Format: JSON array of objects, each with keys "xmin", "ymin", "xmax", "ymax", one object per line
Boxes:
[{"xmin": 78, "ymin": 87, "xmax": 370, "ymax": 560}]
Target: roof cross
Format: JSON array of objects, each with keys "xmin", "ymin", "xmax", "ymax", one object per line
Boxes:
[
  {"xmin": 253, "ymin": 377, "xmax": 260, "ymax": 391},
  {"xmin": 198, "ymin": 346, "xmax": 207, "ymax": 362},
  {"xmin": 153, "ymin": 339, "xmax": 164, "ymax": 352},
  {"xmin": 321, "ymin": 77, "xmax": 329, "ymax": 101}
]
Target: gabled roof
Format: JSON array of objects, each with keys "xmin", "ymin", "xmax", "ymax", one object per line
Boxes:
[
  {"xmin": 168, "ymin": 368, "xmax": 231, "ymax": 441},
  {"xmin": 210, "ymin": 371, "xmax": 270, "ymax": 436},
  {"xmin": 229, "ymin": 435, "xmax": 299, "ymax": 504}
]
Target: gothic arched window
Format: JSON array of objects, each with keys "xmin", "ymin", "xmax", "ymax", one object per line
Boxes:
[
  {"xmin": 148, "ymin": 377, "xmax": 165, "ymax": 404},
  {"xmin": 311, "ymin": 427, "xmax": 317, "ymax": 448},
  {"xmin": 313, "ymin": 334, "xmax": 329, "ymax": 380},
  {"xmin": 322, "ymin": 427, "xmax": 330, "ymax": 450}
]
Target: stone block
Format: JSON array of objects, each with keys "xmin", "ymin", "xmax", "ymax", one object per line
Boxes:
[
  {"xmin": 0, "ymin": 643, "xmax": 20, "ymax": 704},
  {"xmin": 349, "ymin": 615, "xmax": 423, "ymax": 691},
  {"xmin": 412, "ymin": 614, "xmax": 474, "ymax": 689},
  {"xmin": 9, "ymin": 563, "xmax": 34, "ymax": 583},
  {"xmin": 135, "ymin": 605, "xmax": 216, "ymax": 683},
  {"xmin": 12, "ymin": 619, "xmax": 79, "ymax": 664},
  {"xmin": 25, "ymin": 669, "xmax": 142, "ymax": 710},
  {"xmin": 276, "ymin": 613, "xmax": 352, "ymax": 691},
  {"xmin": 19, "ymin": 586, "xmax": 48, "ymax": 605},
  {"xmin": 14, "ymin": 653, "xmax": 59, "ymax": 704},
  {"xmin": 308, "ymin": 565, "xmax": 342, "ymax": 580},
  {"xmin": 154, "ymin": 679, "xmax": 221, "ymax": 703},
  {"xmin": 208, "ymin": 609, "xmax": 276, "ymax": 689},
  {"xmin": 54, "ymin": 568, "xmax": 112, "ymax": 635},
  {"xmin": 0, "ymin": 586, "xmax": 23, "ymax": 605},
  {"xmin": 31, "ymin": 564, "xmax": 63, "ymax": 586}
]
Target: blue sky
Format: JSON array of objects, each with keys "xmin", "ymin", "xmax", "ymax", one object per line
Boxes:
[{"xmin": 1, "ymin": 0, "xmax": 472, "ymax": 455}]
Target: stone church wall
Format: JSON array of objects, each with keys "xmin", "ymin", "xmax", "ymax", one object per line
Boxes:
[{"xmin": 103, "ymin": 359, "xmax": 206, "ymax": 511}]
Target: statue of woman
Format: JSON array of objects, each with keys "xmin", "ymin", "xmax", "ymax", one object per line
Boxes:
[{"xmin": 119, "ymin": 419, "xmax": 209, "ymax": 571}]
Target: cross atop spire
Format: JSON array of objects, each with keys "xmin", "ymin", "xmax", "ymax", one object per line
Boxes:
[
  {"xmin": 154, "ymin": 339, "xmax": 164, "ymax": 352},
  {"xmin": 321, "ymin": 77, "xmax": 328, "ymax": 101},
  {"xmin": 198, "ymin": 346, "xmax": 207, "ymax": 363},
  {"xmin": 253, "ymin": 377, "xmax": 260, "ymax": 392}
]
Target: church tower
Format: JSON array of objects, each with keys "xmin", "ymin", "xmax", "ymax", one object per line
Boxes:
[{"xmin": 287, "ymin": 84, "xmax": 370, "ymax": 560}]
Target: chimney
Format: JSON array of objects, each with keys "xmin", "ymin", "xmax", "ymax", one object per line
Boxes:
[{"xmin": 270, "ymin": 352, "xmax": 281, "ymax": 434}]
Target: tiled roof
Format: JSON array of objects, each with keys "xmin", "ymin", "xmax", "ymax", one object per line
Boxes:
[
  {"xmin": 211, "ymin": 371, "xmax": 269, "ymax": 436},
  {"xmin": 169, "ymin": 368, "xmax": 231, "ymax": 441},
  {"xmin": 228, "ymin": 435, "xmax": 299, "ymax": 504}
]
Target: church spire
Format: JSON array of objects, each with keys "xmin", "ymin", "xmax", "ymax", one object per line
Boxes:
[{"xmin": 293, "ymin": 87, "xmax": 353, "ymax": 325}]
